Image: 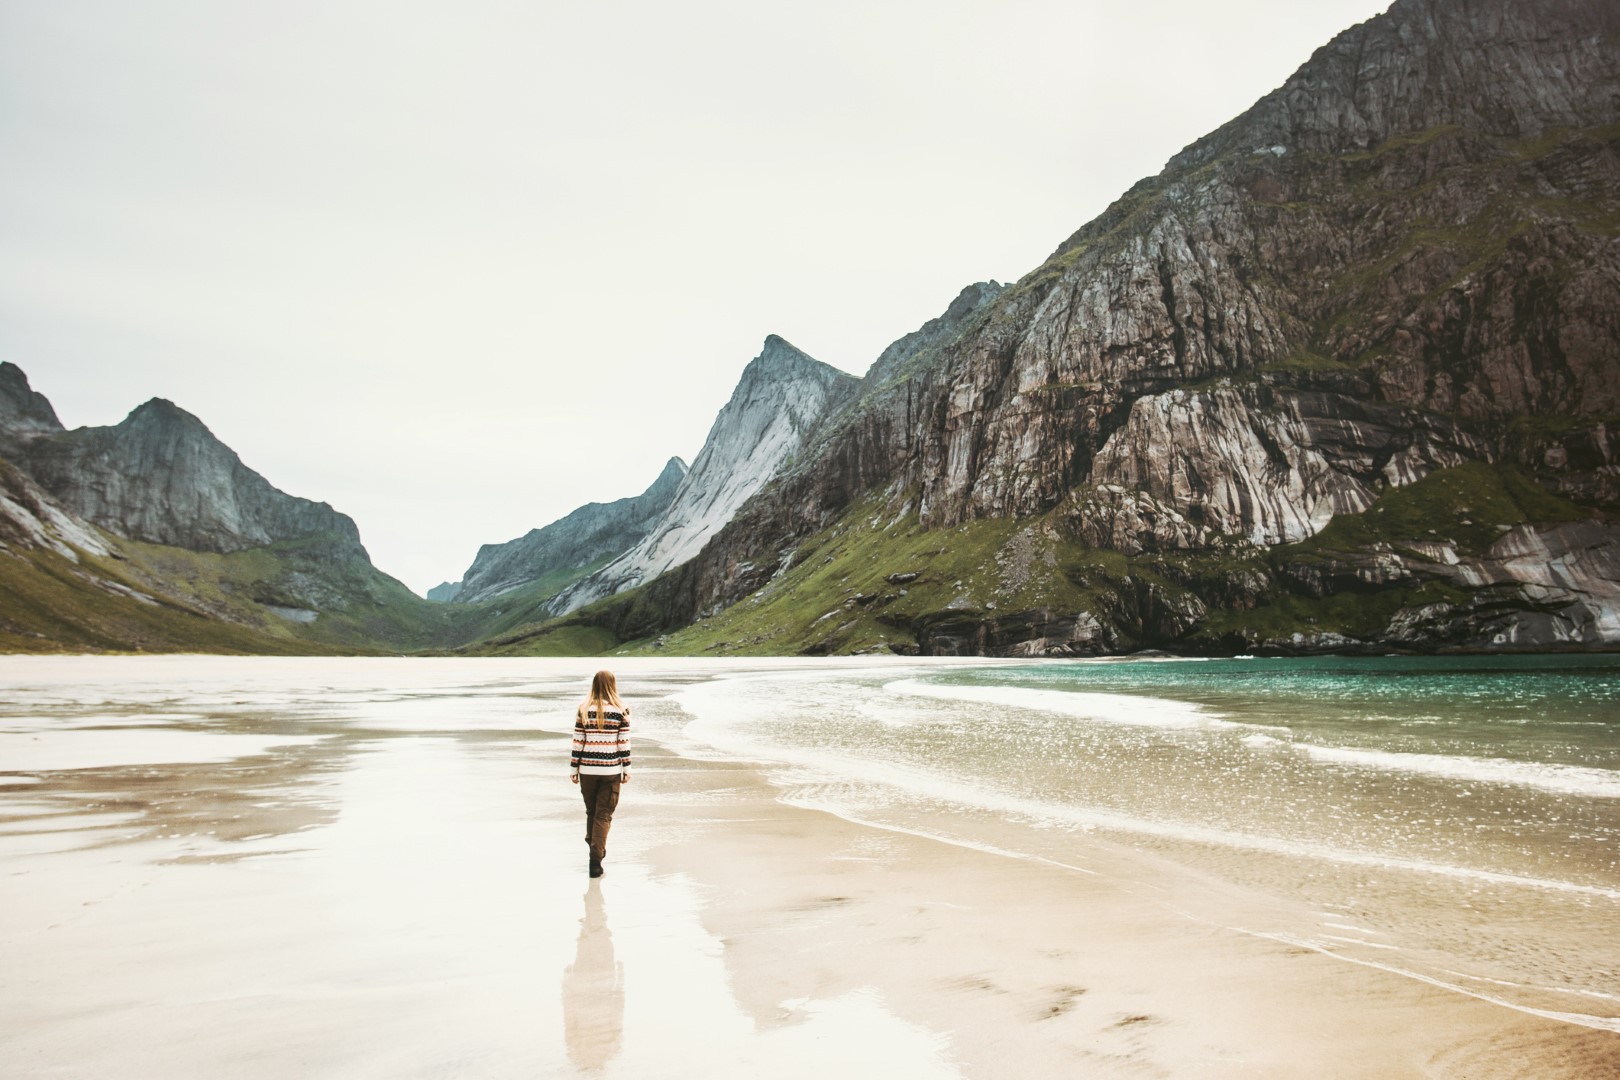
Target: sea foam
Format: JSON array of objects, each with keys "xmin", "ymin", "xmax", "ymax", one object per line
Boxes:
[
  {"xmin": 884, "ymin": 678, "xmax": 1210, "ymax": 728},
  {"xmin": 1299, "ymin": 744, "xmax": 1620, "ymax": 799}
]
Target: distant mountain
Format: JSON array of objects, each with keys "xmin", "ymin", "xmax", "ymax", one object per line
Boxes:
[
  {"xmin": 438, "ymin": 456, "xmax": 687, "ymax": 605},
  {"xmin": 14, "ymin": 393, "xmax": 366, "ymax": 558},
  {"xmin": 426, "ymin": 580, "xmax": 463, "ymax": 603},
  {"xmin": 546, "ymin": 336, "xmax": 859, "ymax": 615},
  {"xmin": 504, "ymin": 0, "xmax": 1620, "ymax": 658},
  {"xmin": 0, "ymin": 364, "xmax": 452, "ymax": 653}
]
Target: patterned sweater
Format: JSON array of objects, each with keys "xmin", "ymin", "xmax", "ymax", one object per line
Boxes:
[{"xmin": 571, "ymin": 703, "xmax": 632, "ymax": 776}]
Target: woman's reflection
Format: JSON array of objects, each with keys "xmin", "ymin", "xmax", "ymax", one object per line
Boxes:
[{"xmin": 562, "ymin": 879, "xmax": 624, "ymax": 1070}]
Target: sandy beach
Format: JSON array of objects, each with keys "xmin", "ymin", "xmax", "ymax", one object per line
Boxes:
[{"xmin": 1, "ymin": 657, "xmax": 1617, "ymax": 1077}]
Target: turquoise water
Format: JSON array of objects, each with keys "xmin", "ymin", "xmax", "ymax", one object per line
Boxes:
[
  {"xmin": 673, "ymin": 655, "xmax": 1620, "ymax": 1030},
  {"xmin": 941, "ymin": 655, "xmax": 1620, "ymax": 770}
]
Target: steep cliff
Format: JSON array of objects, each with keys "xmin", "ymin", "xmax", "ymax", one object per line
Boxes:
[
  {"xmin": 0, "ymin": 362, "xmax": 63, "ymax": 448},
  {"xmin": 0, "ymin": 455, "xmax": 109, "ymax": 566},
  {"xmin": 445, "ymin": 456, "xmax": 687, "ymax": 605},
  {"xmin": 510, "ymin": 0, "xmax": 1619, "ymax": 658},
  {"xmin": 545, "ymin": 336, "xmax": 860, "ymax": 615},
  {"xmin": 904, "ymin": 0, "xmax": 1620, "ymax": 537}
]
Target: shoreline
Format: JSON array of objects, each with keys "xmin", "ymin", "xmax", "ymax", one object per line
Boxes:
[
  {"xmin": 635, "ymin": 734, "xmax": 1620, "ymax": 1077},
  {"xmin": 1, "ymin": 655, "xmax": 1616, "ymax": 1077},
  {"xmin": 6, "ymin": 644, "xmax": 1620, "ymax": 660}
]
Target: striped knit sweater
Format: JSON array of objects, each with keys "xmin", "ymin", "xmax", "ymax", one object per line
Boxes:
[{"xmin": 571, "ymin": 703, "xmax": 631, "ymax": 776}]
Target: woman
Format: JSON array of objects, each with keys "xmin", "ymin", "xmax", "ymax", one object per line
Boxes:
[{"xmin": 570, "ymin": 670, "xmax": 631, "ymax": 878}]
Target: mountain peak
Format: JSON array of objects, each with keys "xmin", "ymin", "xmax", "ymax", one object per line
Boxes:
[
  {"xmin": 654, "ymin": 455, "xmax": 689, "ymax": 485},
  {"xmin": 547, "ymin": 336, "xmax": 861, "ymax": 615},
  {"xmin": 863, "ymin": 280, "xmax": 1006, "ymax": 386},
  {"xmin": 14, "ymin": 391, "xmax": 365, "ymax": 559},
  {"xmin": 944, "ymin": 281, "xmax": 1004, "ymax": 323},
  {"xmin": 1168, "ymin": 0, "xmax": 1620, "ymax": 171},
  {"xmin": 756, "ymin": 334, "xmax": 816, "ymax": 367},
  {"xmin": 0, "ymin": 362, "xmax": 65, "ymax": 439},
  {"xmin": 127, "ymin": 396, "xmax": 206, "ymax": 429},
  {"xmin": 745, "ymin": 336, "xmax": 858, "ymax": 392}
]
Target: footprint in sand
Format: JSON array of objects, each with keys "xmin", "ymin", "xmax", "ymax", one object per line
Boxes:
[{"xmin": 1038, "ymin": 985, "xmax": 1088, "ymax": 1020}]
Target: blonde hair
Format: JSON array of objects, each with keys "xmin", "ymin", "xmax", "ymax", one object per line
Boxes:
[{"xmin": 585, "ymin": 670, "xmax": 622, "ymax": 730}]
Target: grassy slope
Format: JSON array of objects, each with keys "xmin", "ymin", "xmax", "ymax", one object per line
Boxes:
[
  {"xmin": 0, "ymin": 544, "xmax": 341, "ymax": 655},
  {"xmin": 0, "ymin": 492, "xmax": 627, "ymax": 655},
  {"xmin": 0, "ymin": 526, "xmax": 486, "ymax": 655},
  {"xmin": 109, "ymin": 536, "xmax": 471, "ymax": 653},
  {"xmin": 472, "ymin": 463, "xmax": 1604, "ymax": 657},
  {"xmin": 435, "ymin": 555, "xmax": 615, "ymax": 640}
]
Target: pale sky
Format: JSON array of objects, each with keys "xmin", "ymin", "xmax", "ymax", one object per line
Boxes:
[{"xmin": 0, "ymin": 0, "xmax": 1391, "ymax": 594}]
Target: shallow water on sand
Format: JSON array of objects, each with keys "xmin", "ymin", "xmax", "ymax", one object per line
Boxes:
[
  {"xmin": 671, "ymin": 655, "xmax": 1620, "ymax": 1031},
  {"xmin": 0, "ymin": 656, "xmax": 959, "ymax": 1079},
  {"xmin": 2, "ymin": 652, "xmax": 1617, "ymax": 1070}
]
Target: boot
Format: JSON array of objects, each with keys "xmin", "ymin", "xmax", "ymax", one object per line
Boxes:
[{"xmin": 589, "ymin": 855, "xmax": 603, "ymax": 878}]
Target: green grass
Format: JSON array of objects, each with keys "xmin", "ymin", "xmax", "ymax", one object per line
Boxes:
[
  {"xmin": 1294, "ymin": 462, "xmax": 1588, "ymax": 559},
  {"xmin": 1339, "ymin": 124, "xmax": 1465, "ymax": 163},
  {"xmin": 109, "ymin": 537, "xmax": 457, "ymax": 653},
  {"xmin": 0, "ymin": 513, "xmax": 482, "ymax": 655},
  {"xmin": 0, "ymin": 544, "xmax": 338, "ymax": 655},
  {"xmin": 482, "ymin": 622, "xmax": 620, "ymax": 657},
  {"xmin": 453, "ymin": 463, "xmax": 1601, "ymax": 658},
  {"xmin": 1258, "ymin": 349, "xmax": 1359, "ymax": 374},
  {"xmin": 1193, "ymin": 577, "xmax": 1475, "ymax": 645},
  {"xmin": 605, "ymin": 499, "xmax": 1123, "ymax": 657}
]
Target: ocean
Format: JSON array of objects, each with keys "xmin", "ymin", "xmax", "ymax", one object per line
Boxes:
[{"xmin": 670, "ymin": 655, "xmax": 1620, "ymax": 1031}]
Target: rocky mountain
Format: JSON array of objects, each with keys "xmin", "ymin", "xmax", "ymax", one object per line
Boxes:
[
  {"xmin": 11, "ymin": 393, "xmax": 366, "ymax": 558},
  {"xmin": 545, "ymin": 336, "xmax": 860, "ymax": 615},
  {"xmin": 0, "ymin": 362, "xmax": 63, "ymax": 443},
  {"xmin": 0, "ymin": 453, "xmax": 111, "ymax": 567},
  {"xmin": 7, "ymin": 0, "xmax": 1617, "ymax": 660},
  {"xmin": 0, "ymin": 450, "xmax": 298, "ymax": 653},
  {"xmin": 425, "ymin": 580, "xmax": 463, "ymax": 603},
  {"xmin": 507, "ymin": 0, "xmax": 1620, "ymax": 658},
  {"xmin": 0, "ymin": 364, "xmax": 456, "ymax": 653},
  {"xmin": 438, "ymin": 456, "xmax": 687, "ymax": 605}
]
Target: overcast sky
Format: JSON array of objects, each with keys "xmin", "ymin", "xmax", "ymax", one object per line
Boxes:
[{"xmin": 0, "ymin": 0, "xmax": 1390, "ymax": 594}]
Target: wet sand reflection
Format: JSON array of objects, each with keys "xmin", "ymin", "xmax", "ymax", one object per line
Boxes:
[
  {"xmin": 562, "ymin": 880, "xmax": 625, "ymax": 1071},
  {"xmin": 0, "ymin": 735, "xmax": 350, "ymax": 860}
]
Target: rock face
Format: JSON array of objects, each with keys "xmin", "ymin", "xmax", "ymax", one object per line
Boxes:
[
  {"xmin": 1385, "ymin": 521, "xmax": 1620, "ymax": 647},
  {"xmin": 570, "ymin": 0, "xmax": 1620, "ymax": 655},
  {"xmin": 862, "ymin": 282, "xmax": 1006, "ymax": 392},
  {"xmin": 11, "ymin": 394, "xmax": 366, "ymax": 558},
  {"xmin": 0, "ymin": 363, "xmax": 64, "ymax": 448},
  {"xmin": 448, "ymin": 456, "xmax": 687, "ymax": 605},
  {"xmin": 897, "ymin": 0, "xmax": 1620, "ymax": 535},
  {"xmin": 425, "ymin": 581, "xmax": 463, "ymax": 603},
  {"xmin": 547, "ymin": 337, "xmax": 859, "ymax": 614},
  {"xmin": 0, "ymin": 456, "xmax": 110, "ymax": 564},
  {"xmin": 1078, "ymin": 382, "xmax": 1496, "ymax": 553}
]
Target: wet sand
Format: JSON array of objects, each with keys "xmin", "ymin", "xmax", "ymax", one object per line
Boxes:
[{"xmin": 1, "ymin": 658, "xmax": 1617, "ymax": 1077}]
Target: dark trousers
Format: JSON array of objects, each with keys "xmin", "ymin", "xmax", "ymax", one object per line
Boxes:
[{"xmin": 579, "ymin": 774, "xmax": 622, "ymax": 861}]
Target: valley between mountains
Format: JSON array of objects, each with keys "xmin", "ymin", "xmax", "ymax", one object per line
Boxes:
[{"xmin": 2, "ymin": 0, "xmax": 1617, "ymax": 658}]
